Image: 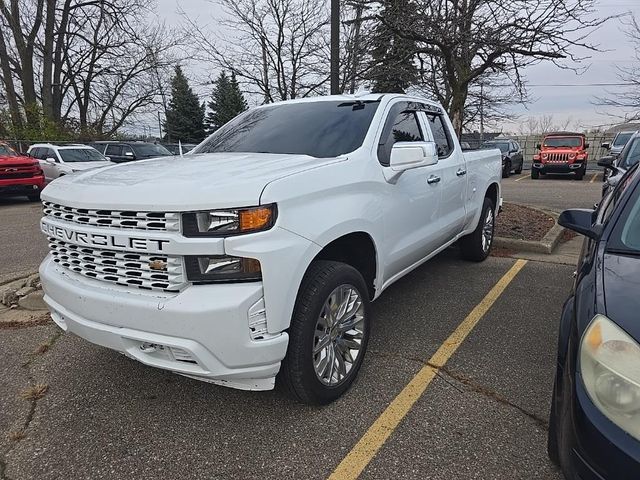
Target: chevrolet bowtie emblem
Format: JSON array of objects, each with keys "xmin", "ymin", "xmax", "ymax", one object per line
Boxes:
[{"xmin": 149, "ymin": 259, "xmax": 167, "ymax": 271}]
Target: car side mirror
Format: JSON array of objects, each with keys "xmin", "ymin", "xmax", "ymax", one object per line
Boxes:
[
  {"xmin": 390, "ymin": 141, "xmax": 438, "ymax": 172},
  {"xmin": 105, "ymin": 156, "xmax": 111, "ymax": 162},
  {"xmin": 597, "ymin": 156, "xmax": 615, "ymax": 169},
  {"xmin": 585, "ymin": 143, "xmax": 590, "ymax": 149},
  {"xmin": 558, "ymin": 209, "xmax": 602, "ymax": 240},
  {"xmin": 536, "ymin": 143, "xmax": 541, "ymax": 150},
  {"xmin": 45, "ymin": 157, "xmax": 57, "ymax": 164},
  {"xmin": 601, "ymin": 142, "xmax": 611, "ymax": 149}
]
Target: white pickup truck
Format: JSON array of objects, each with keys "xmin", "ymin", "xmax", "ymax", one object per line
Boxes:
[{"xmin": 39, "ymin": 94, "xmax": 501, "ymax": 404}]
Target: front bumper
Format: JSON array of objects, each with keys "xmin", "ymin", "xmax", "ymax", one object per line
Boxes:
[
  {"xmin": 0, "ymin": 176, "xmax": 45, "ymax": 195},
  {"xmin": 532, "ymin": 162, "xmax": 585, "ymax": 173},
  {"xmin": 40, "ymin": 255, "xmax": 289, "ymax": 390},
  {"xmin": 569, "ymin": 377, "xmax": 640, "ymax": 480}
]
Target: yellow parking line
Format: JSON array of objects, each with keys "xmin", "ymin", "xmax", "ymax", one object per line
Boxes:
[
  {"xmin": 514, "ymin": 174, "xmax": 528, "ymax": 182},
  {"xmin": 590, "ymin": 173, "xmax": 598, "ymax": 183},
  {"xmin": 328, "ymin": 259, "xmax": 528, "ymax": 480}
]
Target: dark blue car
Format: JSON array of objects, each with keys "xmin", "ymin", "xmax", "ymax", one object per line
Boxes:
[{"xmin": 549, "ymin": 163, "xmax": 640, "ymax": 479}]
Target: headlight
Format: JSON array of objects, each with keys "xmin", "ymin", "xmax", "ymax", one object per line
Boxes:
[
  {"xmin": 569, "ymin": 153, "xmax": 576, "ymax": 159},
  {"xmin": 182, "ymin": 204, "xmax": 277, "ymax": 237},
  {"xmin": 542, "ymin": 153, "xmax": 548, "ymax": 159},
  {"xmin": 185, "ymin": 255, "xmax": 261, "ymax": 283},
  {"xmin": 580, "ymin": 314, "xmax": 640, "ymax": 440}
]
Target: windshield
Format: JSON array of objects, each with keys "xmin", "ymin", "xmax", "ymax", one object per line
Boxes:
[
  {"xmin": 619, "ymin": 137, "xmax": 640, "ymax": 170},
  {"xmin": 483, "ymin": 142, "xmax": 509, "ymax": 153},
  {"xmin": 192, "ymin": 100, "xmax": 380, "ymax": 158},
  {"xmin": 132, "ymin": 144, "xmax": 172, "ymax": 157},
  {"xmin": 544, "ymin": 137, "xmax": 583, "ymax": 148},
  {"xmin": 59, "ymin": 148, "xmax": 106, "ymax": 163},
  {"xmin": 614, "ymin": 132, "xmax": 634, "ymax": 147},
  {"xmin": 0, "ymin": 144, "xmax": 18, "ymax": 157}
]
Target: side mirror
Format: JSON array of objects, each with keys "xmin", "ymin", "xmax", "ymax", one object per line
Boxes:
[
  {"xmin": 536, "ymin": 143, "xmax": 541, "ymax": 150},
  {"xmin": 601, "ymin": 142, "xmax": 611, "ymax": 149},
  {"xmin": 597, "ymin": 156, "xmax": 615, "ymax": 169},
  {"xmin": 390, "ymin": 142, "xmax": 438, "ymax": 172},
  {"xmin": 45, "ymin": 157, "xmax": 57, "ymax": 164},
  {"xmin": 585, "ymin": 143, "xmax": 590, "ymax": 149},
  {"xmin": 558, "ymin": 209, "xmax": 601, "ymax": 240},
  {"xmin": 105, "ymin": 156, "xmax": 111, "ymax": 162}
]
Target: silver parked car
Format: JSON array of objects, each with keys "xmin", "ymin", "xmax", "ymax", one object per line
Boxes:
[{"xmin": 600, "ymin": 132, "xmax": 640, "ymax": 196}]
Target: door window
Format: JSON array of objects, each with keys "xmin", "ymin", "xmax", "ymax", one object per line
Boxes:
[
  {"xmin": 105, "ymin": 144, "xmax": 122, "ymax": 157},
  {"xmin": 378, "ymin": 103, "xmax": 424, "ymax": 166},
  {"xmin": 30, "ymin": 148, "xmax": 42, "ymax": 159},
  {"xmin": 44, "ymin": 148, "xmax": 57, "ymax": 161},
  {"xmin": 426, "ymin": 114, "xmax": 453, "ymax": 158}
]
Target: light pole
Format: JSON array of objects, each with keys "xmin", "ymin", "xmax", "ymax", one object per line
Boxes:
[{"xmin": 330, "ymin": 0, "xmax": 340, "ymax": 94}]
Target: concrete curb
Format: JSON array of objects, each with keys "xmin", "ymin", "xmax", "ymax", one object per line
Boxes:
[{"xmin": 494, "ymin": 204, "xmax": 565, "ymax": 255}]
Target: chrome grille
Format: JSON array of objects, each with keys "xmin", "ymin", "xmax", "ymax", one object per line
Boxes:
[
  {"xmin": 48, "ymin": 238, "xmax": 186, "ymax": 293},
  {"xmin": 42, "ymin": 202, "xmax": 179, "ymax": 232},
  {"xmin": 546, "ymin": 153, "xmax": 569, "ymax": 163}
]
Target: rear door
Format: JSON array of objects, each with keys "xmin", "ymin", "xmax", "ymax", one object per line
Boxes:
[
  {"xmin": 378, "ymin": 101, "xmax": 442, "ymax": 279},
  {"xmin": 420, "ymin": 112, "xmax": 468, "ymax": 243}
]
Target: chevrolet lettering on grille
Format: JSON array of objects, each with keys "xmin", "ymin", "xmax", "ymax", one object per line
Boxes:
[{"xmin": 41, "ymin": 219, "xmax": 169, "ymax": 252}]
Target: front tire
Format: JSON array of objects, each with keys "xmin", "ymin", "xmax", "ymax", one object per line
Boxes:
[
  {"xmin": 280, "ymin": 260, "xmax": 371, "ymax": 405},
  {"xmin": 531, "ymin": 169, "xmax": 540, "ymax": 179},
  {"xmin": 460, "ymin": 197, "xmax": 495, "ymax": 262}
]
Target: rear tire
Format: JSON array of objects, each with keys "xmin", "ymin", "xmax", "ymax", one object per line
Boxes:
[
  {"xmin": 515, "ymin": 163, "xmax": 523, "ymax": 174},
  {"xmin": 460, "ymin": 197, "xmax": 495, "ymax": 262},
  {"xmin": 280, "ymin": 260, "xmax": 371, "ymax": 405},
  {"xmin": 531, "ymin": 169, "xmax": 539, "ymax": 179}
]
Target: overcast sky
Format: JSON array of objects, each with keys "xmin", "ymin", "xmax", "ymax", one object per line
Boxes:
[{"xmin": 154, "ymin": 0, "xmax": 640, "ymax": 133}]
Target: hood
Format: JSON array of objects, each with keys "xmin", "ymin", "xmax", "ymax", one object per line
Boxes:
[
  {"xmin": 64, "ymin": 161, "xmax": 112, "ymax": 171},
  {"xmin": 42, "ymin": 152, "xmax": 344, "ymax": 210},
  {"xmin": 0, "ymin": 155, "xmax": 38, "ymax": 166},
  {"xmin": 602, "ymin": 253, "xmax": 640, "ymax": 341}
]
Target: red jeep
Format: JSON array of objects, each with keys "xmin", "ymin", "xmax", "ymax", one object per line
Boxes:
[
  {"xmin": 0, "ymin": 142, "xmax": 45, "ymax": 201},
  {"xmin": 532, "ymin": 132, "xmax": 589, "ymax": 180}
]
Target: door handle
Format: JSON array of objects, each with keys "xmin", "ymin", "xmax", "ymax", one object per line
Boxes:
[
  {"xmin": 427, "ymin": 175, "xmax": 441, "ymax": 185},
  {"xmin": 456, "ymin": 169, "xmax": 467, "ymax": 176}
]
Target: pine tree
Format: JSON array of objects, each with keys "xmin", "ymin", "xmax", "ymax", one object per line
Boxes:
[
  {"xmin": 164, "ymin": 66, "xmax": 206, "ymax": 143},
  {"xmin": 205, "ymin": 71, "xmax": 248, "ymax": 134},
  {"xmin": 366, "ymin": 0, "xmax": 418, "ymax": 93}
]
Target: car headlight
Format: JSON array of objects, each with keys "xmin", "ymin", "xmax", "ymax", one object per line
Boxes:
[
  {"xmin": 185, "ymin": 255, "xmax": 262, "ymax": 283},
  {"xmin": 182, "ymin": 204, "xmax": 277, "ymax": 237},
  {"xmin": 542, "ymin": 153, "xmax": 548, "ymax": 160},
  {"xmin": 580, "ymin": 314, "xmax": 640, "ymax": 440}
]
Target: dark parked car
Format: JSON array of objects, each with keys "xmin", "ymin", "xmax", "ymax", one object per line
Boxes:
[
  {"xmin": 599, "ymin": 132, "xmax": 640, "ymax": 196},
  {"xmin": 548, "ymin": 162, "xmax": 640, "ymax": 480},
  {"xmin": 481, "ymin": 139, "xmax": 523, "ymax": 177},
  {"xmin": 89, "ymin": 141, "xmax": 172, "ymax": 163},
  {"xmin": 162, "ymin": 143, "xmax": 197, "ymax": 155},
  {"xmin": 602, "ymin": 130, "xmax": 637, "ymax": 159}
]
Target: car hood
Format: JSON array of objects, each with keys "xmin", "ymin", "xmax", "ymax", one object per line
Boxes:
[
  {"xmin": 0, "ymin": 155, "xmax": 38, "ymax": 166},
  {"xmin": 42, "ymin": 152, "xmax": 344, "ymax": 210},
  {"xmin": 64, "ymin": 161, "xmax": 113, "ymax": 171},
  {"xmin": 602, "ymin": 253, "xmax": 640, "ymax": 341}
]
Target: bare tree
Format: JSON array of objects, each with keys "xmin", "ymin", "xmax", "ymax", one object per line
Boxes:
[
  {"xmin": 595, "ymin": 16, "xmax": 640, "ymax": 122},
  {"xmin": 0, "ymin": 0, "xmax": 179, "ymax": 138},
  {"xmin": 183, "ymin": 0, "xmax": 330, "ymax": 103},
  {"xmin": 378, "ymin": 0, "xmax": 612, "ymax": 136}
]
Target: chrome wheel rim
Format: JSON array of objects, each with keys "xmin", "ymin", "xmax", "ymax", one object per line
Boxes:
[
  {"xmin": 482, "ymin": 208, "xmax": 494, "ymax": 253},
  {"xmin": 313, "ymin": 284, "xmax": 366, "ymax": 386}
]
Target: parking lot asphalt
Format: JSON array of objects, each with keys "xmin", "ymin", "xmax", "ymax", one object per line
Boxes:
[
  {"xmin": 502, "ymin": 170, "xmax": 604, "ymax": 211},
  {"xmin": 2, "ymin": 253, "xmax": 569, "ymax": 480},
  {"xmin": 0, "ymin": 197, "xmax": 47, "ymax": 276}
]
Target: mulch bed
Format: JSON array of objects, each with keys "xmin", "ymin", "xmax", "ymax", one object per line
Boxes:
[{"xmin": 496, "ymin": 203, "xmax": 556, "ymax": 241}]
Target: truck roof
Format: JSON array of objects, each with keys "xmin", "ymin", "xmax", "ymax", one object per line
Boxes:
[
  {"xmin": 260, "ymin": 93, "xmax": 444, "ymax": 112},
  {"xmin": 543, "ymin": 131, "xmax": 586, "ymax": 137}
]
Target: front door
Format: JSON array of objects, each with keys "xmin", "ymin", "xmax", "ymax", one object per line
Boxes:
[{"xmin": 379, "ymin": 101, "xmax": 442, "ymax": 281}]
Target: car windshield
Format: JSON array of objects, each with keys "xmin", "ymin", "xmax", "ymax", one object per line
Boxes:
[
  {"xmin": 58, "ymin": 148, "xmax": 106, "ymax": 162},
  {"xmin": 192, "ymin": 100, "xmax": 380, "ymax": 158},
  {"xmin": 483, "ymin": 142, "xmax": 509, "ymax": 153},
  {"xmin": 610, "ymin": 166, "xmax": 640, "ymax": 254},
  {"xmin": 619, "ymin": 137, "xmax": 640, "ymax": 170},
  {"xmin": 613, "ymin": 132, "xmax": 634, "ymax": 147},
  {"xmin": 544, "ymin": 137, "xmax": 583, "ymax": 148},
  {"xmin": 0, "ymin": 144, "xmax": 18, "ymax": 157},
  {"xmin": 132, "ymin": 144, "xmax": 172, "ymax": 157}
]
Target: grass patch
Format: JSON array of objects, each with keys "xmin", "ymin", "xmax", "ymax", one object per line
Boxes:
[{"xmin": 20, "ymin": 383, "xmax": 48, "ymax": 400}]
